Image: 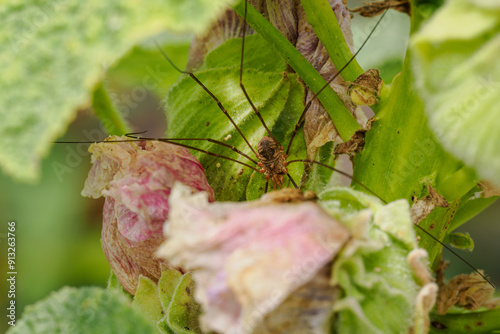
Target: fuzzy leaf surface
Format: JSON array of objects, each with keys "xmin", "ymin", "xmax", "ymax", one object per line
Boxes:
[
  {"xmin": 7, "ymin": 287, "xmax": 156, "ymax": 334},
  {"xmin": 0, "ymin": 0, "xmax": 236, "ymax": 182}
]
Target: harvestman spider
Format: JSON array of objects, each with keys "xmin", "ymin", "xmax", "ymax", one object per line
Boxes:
[{"xmin": 56, "ymin": 0, "xmax": 495, "ymax": 289}]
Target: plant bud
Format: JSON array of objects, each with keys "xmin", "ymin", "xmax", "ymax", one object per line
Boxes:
[
  {"xmin": 83, "ymin": 136, "xmax": 214, "ymax": 294},
  {"xmin": 348, "ymin": 68, "xmax": 383, "ymax": 106}
]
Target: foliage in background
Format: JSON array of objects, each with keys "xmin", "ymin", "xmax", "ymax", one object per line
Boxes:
[
  {"xmin": 411, "ymin": 0, "xmax": 500, "ymax": 190},
  {"xmin": 0, "ymin": 0, "xmax": 237, "ymax": 183},
  {"xmin": 8, "ymin": 287, "xmax": 157, "ymax": 334}
]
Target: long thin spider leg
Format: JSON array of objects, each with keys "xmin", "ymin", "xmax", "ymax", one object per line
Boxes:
[
  {"xmin": 287, "ymin": 159, "xmax": 386, "ymax": 203},
  {"xmin": 153, "ymin": 40, "xmax": 258, "ymax": 158},
  {"xmin": 264, "ymin": 180, "xmax": 269, "ymax": 194},
  {"xmin": 414, "ymin": 225, "xmax": 495, "ymax": 289},
  {"xmin": 285, "ymin": 6, "xmax": 390, "ymax": 155},
  {"xmin": 287, "ymin": 158, "xmax": 495, "ymax": 289},
  {"xmin": 165, "ymin": 138, "xmax": 258, "ymax": 165},
  {"xmin": 54, "ymin": 138, "xmax": 259, "ymax": 172},
  {"xmin": 238, "ymin": 0, "xmax": 277, "ymax": 142},
  {"xmin": 124, "ymin": 134, "xmax": 259, "ymax": 165},
  {"xmin": 165, "ymin": 141, "xmax": 259, "ymax": 172},
  {"xmin": 287, "ymin": 173, "xmax": 298, "ymax": 189},
  {"xmin": 55, "ymin": 135, "xmax": 258, "ymax": 165}
]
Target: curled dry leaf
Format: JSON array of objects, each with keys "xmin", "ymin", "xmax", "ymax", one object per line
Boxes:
[
  {"xmin": 478, "ymin": 180, "xmax": 500, "ymax": 198},
  {"xmin": 332, "ymin": 117, "xmax": 375, "ymax": 157},
  {"xmin": 333, "ymin": 128, "xmax": 367, "ymax": 157},
  {"xmin": 82, "ymin": 136, "xmax": 214, "ymax": 294},
  {"xmin": 436, "ymin": 258, "xmax": 500, "ymax": 315},
  {"xmin": 437, "ymin": 271, "xmax": 500, "ymax": 315},
  {"xmin": 348, "ymin": 0, "xmax": 411, "ymax": 17},
  {"xmin": 410, "ymin": 181, "xmax": 449, "ymax": 225},
  {"xmin": 157, "ymin": 184, "xmax": 350, "ymax": 334}
]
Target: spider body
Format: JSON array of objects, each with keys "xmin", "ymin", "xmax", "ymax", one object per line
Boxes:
[{"xmin": 257, "ymin": 136, "xmax": 288, "ymax": 190}]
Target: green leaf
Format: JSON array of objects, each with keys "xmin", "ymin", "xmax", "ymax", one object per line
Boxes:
[
  {"xmin": 410, "ymin": 0, "xmax": 500, "ymax": 188},
  {"xmin": 449, "ymin": 185, "xmax": 498, "ymax": 231},
  {"xmin": 352, "ymin": 48, "xmax": 481, "ymax": 266},
  {"xmin": 7, "ymin": 287, "xmax": 156, "ymax": 334},
  {"xmin": 166, "ymin": 34, "xmax": 306, "ymax": 201},
  {"xmin": 158, "ymin": 269, "xmax": 183, "ymax": 312},
  {"xmin": 133, "ymin": 276, "xmax": 164, "ymax": 323},
  {"xmin": 91, "ymin": 81, "xmax": 131, "ymax": 135},
  {"xmin": 0, "ymin": 0, "xmax": 236, "ymax": 183},
  {"xmin": 351, "ymin": 2, "xmax": 500, "ymax": 274},
  {"xmin": 302, "ymin": 141, "xmax": 336, "ymax": 193},
  {"xmin": 107, "ymin": 269, "xmax": 132, "ymax": 298},
  {"xmin": 444, "ymin": 232, "xmax": 475, "ymax": 251},
  {"xmin": 106, "ymin": 42, "xmax": 191, "ymax": 99},
  {"xmin": 157, "ymin": 270, "xmax": 202, "ymax": 334}
]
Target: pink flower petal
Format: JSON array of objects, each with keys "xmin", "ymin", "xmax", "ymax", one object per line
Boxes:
[{"xmin": 158, "ymin": 185, "xmax": 350, "ymax": 333}]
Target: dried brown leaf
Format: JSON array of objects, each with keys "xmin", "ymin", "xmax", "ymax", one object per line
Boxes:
[
  {"xmin": 479, "ymin": 180, "xmax": 500, "ymax": 198},
  {"xmin": 334, "ymin": 128, "xmax": 366, "ymax": 156},
  {"xmin": 437, "ymin": 272, "xmax": 498, "ymax": 315},
  {"xmin": 410, "ymin": 182, "xmax": 449, "ymax": 224},
  {"xmin": 349, "ymin": 0, "xmax": 410, "ymax": 17}
]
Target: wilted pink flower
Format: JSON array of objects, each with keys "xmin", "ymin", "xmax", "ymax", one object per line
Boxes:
[
  {"xmin": 82, "ymin": 136, "xmax": 214, "ymax": 294},
  {"xmin": 158, "ymin": 185, "xmax": 350, "ymax": 334}
]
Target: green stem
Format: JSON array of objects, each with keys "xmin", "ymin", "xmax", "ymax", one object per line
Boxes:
[
  {"xmin": 233, "ymin": 0, "xmax": 360, "ymax": 141},
  {"xmin": 92, "ymin": 81, "xmax": 131, "ymax": 136},
  {"xmin": 301, "ymin": 0, "xmax": 363, "ymax": 83}
]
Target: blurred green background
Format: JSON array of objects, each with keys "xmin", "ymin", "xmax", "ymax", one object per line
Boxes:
[{"xmin": 1, "ymin": 4, "xmax": 499, "ymax": 334}]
